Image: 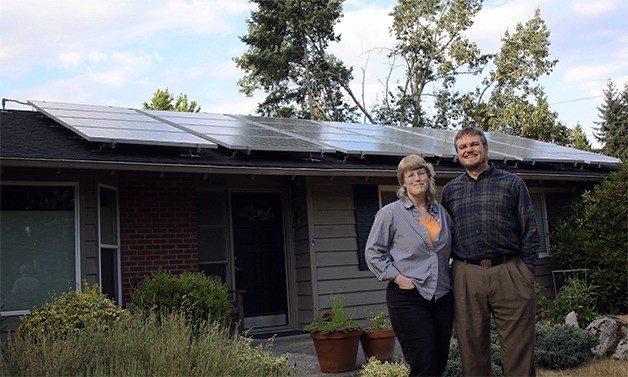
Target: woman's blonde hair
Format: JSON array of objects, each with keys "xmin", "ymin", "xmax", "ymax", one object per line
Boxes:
[{"xmin": 396, "ymin": 154, "xmax": 436, "ymax": 206}]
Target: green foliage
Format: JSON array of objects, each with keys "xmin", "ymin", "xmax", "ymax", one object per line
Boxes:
[
  {"xmin": 569, "ymin": 123, "xmax": 593, "ymax": 151},
  {"xmin": 550, "ymin": 165, "xmax": 628, "ymax": 314},
  {"xmin": 594, "ymin": 80, "xmax": 627, "ymax": 161},
  {"xmin": 444, "ymin": 335, "xmax": 502, "ymax": 377},
  {"xmin": 143, "ymin": 88, "xmax": 200, "ymax": 112},
  {"xmin": 2, "ymin": 311, "xmax": 290, "ymax": 376},
  {"xmin": 380, "ymin": 0, "xmax": 487, "ymax": 128},
  {"xmin": 549, "ymin": 278, "xmax": 599, "ymax": 328},
  {"xmin": 535, "ymin": 322, "xmax": 598, "ymax": 369},
  {"xmin": 129, "ymin": 271, "xmax": 230, "ymax": 329},
  {"xmin": 360, "ymin": 357, "xmax": 409, "ymax": 377},
  {"xmin": 305, "ymin": 293, "xmax": 361, "ymax": 333},
  {"xmin": 366, "ymin": 310, "xmax": 392, "ymax": 331},
  {"xmin": 234, "ymin": 0, "xmax": 359, "ymax": 122},
  {"xmin": 15, "ymin": 282, "xmax": 129, "ymax": 340}
]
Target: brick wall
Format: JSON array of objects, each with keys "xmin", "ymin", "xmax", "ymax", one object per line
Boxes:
[{"xmin": 119, "ymin": 171, "xmax": 199, "ymax": 303}]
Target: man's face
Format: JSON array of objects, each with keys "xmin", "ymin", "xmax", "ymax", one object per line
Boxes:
[{"xmin": 455, "ymin": 134, "xmax": 488, "ymax": 170}]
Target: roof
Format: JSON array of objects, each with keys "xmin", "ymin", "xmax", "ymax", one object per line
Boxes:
[{"xmin": 0, "ymin": 104, "xmax": 620, "ymax": 181}]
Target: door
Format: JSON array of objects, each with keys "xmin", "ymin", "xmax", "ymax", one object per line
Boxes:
[{"xmin": 231, "ymin": 192, "xmax": 288, "ymax": 328}]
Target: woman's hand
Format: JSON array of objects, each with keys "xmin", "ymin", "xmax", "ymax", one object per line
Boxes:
[{"xmin": 393, "ymin": 274, "xmax": 415, "ymax": 290}]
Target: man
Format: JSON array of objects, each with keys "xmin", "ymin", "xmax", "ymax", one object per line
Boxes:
[{"xmin": 441, "ymin": 126, "xmax": 539, "ymax": 376}]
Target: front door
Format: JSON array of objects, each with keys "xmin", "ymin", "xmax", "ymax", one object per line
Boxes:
[{"xmin": 231, "ymin": 192, "xmax": 288, "ymax": 329}]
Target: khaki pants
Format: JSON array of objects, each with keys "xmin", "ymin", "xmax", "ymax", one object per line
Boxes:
[{"xmin": 452, "ymin": 257, "xmax": 536, "ymax": 377}]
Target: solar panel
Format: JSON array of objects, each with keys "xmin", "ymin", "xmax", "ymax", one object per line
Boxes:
[
  {"xmin": 241, "ymin": 116, "xmax": 420, "ymax": 157},
  {"xmin": 28, "ymin": 100, "xmax": 216, "ymax": 149},
  {"xmin": 485, "ymin": 132, "xmax": 620, "ymax": 165},
  {"xmin": 139, "ymin": 110, "xmax": 334, "ymax": 154}
]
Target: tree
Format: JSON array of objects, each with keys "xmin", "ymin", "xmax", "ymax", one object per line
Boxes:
[
  {"xmin": 569, "ymin": 123, "xmax": 593, "ymax": 151},
  {"xmin": 594, "ymin": 80, "xmax": 628, "ymax": 161},
  {"xmin": 143, "ymin": 88, "xmax": 200, "ymax": 112},
  {"xmin": 234, "ymin": 0, "xmax": 361, "ymax": 122},
  {"xmin": 550, "ymin": 164, "xmax": 627, "ymax": 314},
  {"xmin": 376, "ymin": 0, "xmax": 488, "ymax": 127},
  {"xmin": 465, "ymin": 8, "xmax": 568, "ymax": 144}
]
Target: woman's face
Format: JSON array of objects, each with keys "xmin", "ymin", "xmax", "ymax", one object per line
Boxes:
[{"xmin": 403, "ymin": 168, "xmax": 429, "ymax": 202}]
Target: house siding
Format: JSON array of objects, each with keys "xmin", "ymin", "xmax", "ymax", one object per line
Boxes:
[{"xmin": 306, "ymin": 177, "xmax": 390, "ymax": 326}]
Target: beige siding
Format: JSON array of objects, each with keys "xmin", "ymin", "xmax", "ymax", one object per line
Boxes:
[{"xmin": 306, "ymin": 177, "xmax": 391, "ymax": 324}]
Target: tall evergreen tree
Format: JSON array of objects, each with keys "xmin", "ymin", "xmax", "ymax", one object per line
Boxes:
[
  {"xmin": 594, "ymin": 80, "xmax": 628, "ymax": 161},
  {"xmin": 569, "ymin": 123, "xmax": 593, "ymax": 152},
  {"xmin": 234, "ymin": 0, "xmax": 361, "ymax": 122}
]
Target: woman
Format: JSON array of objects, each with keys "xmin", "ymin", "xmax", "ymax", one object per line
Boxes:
[{"xmin": 365, "ymin": 154, "xmax": 454, "ymax": 376}]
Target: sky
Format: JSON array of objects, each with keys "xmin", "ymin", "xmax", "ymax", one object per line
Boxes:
[{"xmin": 1, "ymin": 0, "xmax": 627, "ymax": 147}]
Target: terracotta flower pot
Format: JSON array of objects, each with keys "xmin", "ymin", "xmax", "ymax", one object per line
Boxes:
[
  {"xmin": 310, "ymin": 330, "xmax": 362, "ymax": 373},
  {"xmin": 360, "ymin": 329, "xmax": 396, "ymax": 362}
]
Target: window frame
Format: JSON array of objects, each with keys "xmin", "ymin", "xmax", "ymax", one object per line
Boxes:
[{"xmin": 98, "ymin": 184, "xmax": 122, "ymax": 306}]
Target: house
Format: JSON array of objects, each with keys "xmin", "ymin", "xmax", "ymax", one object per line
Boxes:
[{"xmin": 0, "ymin": 100, "xmax": 620, "ymax": 336}]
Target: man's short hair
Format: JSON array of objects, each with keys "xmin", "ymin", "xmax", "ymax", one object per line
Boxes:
[{"xmin": 453, "ymin": 126, "xmax": 488, "ymax": 149}]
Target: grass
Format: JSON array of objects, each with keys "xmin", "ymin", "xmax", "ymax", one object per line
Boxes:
[
  {"xmin": 538, "ymin": 314, "xmax": 628, "ymax": 377},
  {"xmin": 0, "ymin": 312, "xmax": 291, "ymax": 376}
]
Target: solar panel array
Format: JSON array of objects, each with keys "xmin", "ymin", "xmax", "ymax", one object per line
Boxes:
[
  {"xmin": 28, "ymin": 100, "xmax": 216, "ymax": 149},
  {"xmin": 27, "ymin": 100, "xmax": 621, "ymax": 167}
]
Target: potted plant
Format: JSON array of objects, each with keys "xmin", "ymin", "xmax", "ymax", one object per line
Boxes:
[
  {"xmin": 360, "ymin": 310, "xmax": 396, "ymax": 362},
  {"xmin": 305, "ymin": 293, "xmax": 362, "ymax": 373}
]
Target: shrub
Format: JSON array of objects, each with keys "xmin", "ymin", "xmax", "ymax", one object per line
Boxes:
[
  {"xmin": 360, "ymin": 357, "xmax": 409, "ymax": 377},
  {"xmin": 535, "ymin": 322, "xmax": 598, "ymax": 369},
  {"xmin": 129, "ymin": 271, "xmax": 230, "ymax": 328},
  {"xmin": 548, "ymin": 278, "xmax": 599, "ymax": 328},
  {"xmin": 445, "ymin": 322, "xmax": 502, "ymax": 377},
  {"xmin": 2, "ymin": 311, "xmax": 291, "ymax": 376},
  {"xmin": 550, "ymin": 165, "xmax": 628, "ymax": 314},
  {"xmin": 15, "ymin": 282, "xmax": 128, "ymax": 340}
]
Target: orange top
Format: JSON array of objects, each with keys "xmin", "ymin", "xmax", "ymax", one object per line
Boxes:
[{"xmin": 419, "ymin": 214, "xmax": 440, "ymax": 246}]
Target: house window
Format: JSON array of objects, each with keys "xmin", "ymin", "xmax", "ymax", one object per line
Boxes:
[
  {"xmin": 530, "ymin": 193, "xmax": 550, "ymax": 258},
  {"xmin": 0, "ymin": 183, "xmax": 78, "ymax": 314},
  {"xmin": 197, "ymin": 190, "xmax": 230, "ymax": 283},
  {"xmin": 99, "ymin": 185, "xmax": 121, "ymax": 305}
]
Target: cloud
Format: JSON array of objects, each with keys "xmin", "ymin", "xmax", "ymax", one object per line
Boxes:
[{"xmin": 0, "ymin": 0, "xmax": 250, "ymax": 79}]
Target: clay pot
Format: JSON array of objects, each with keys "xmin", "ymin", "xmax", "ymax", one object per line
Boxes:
[
  {"xmin": 360, "ymin": 329, "xmax": 396, "ymax": 362},
  {"xmin": 310, "ymin": 330, "xmax": 362, "ymax": 373}
]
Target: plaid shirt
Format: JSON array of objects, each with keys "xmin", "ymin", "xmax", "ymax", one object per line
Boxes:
[{"xmin": 441, "ymin": 166, "xmax": 539, "ymax": 272}]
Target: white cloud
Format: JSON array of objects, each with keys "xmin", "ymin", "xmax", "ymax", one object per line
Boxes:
[
  {"xmin": 0, "ymin": 0, "xmax": 251, "ymax": 79},
  {"xmin": 568, "ymin": 0, "xmax": 618, "ymax": 16}
]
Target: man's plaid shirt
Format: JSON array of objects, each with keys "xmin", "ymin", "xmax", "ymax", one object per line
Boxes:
[{"xmin": 441, "ymin": 166, "xmax": 540, "ymax": 272}]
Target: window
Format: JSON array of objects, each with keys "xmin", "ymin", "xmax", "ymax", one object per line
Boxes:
[
  {"xmin": 99, "ymin": 186, "xmax": 121, "ymax": 305},
  {"xmin": 530, "ymin": 193, "xmax": 550, "ymax": 258},
  {"xmin": 197, "ymin": 190, "xmax": 230, "ymax": 283},
  {"xmin": 0, "ymin": 183, "xmax": 78, "ymax": 314}
]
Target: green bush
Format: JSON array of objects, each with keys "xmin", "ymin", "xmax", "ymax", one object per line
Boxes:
[
  {"xmin": 15, "ymin": 282, "xmax": 128, "ymax": 340},
  {"xmin": 535, "ymin": 322, "xmax": 598, "ymax": 369},
  {"xmin": 445, "ymin": 333, "xmax": 502, "ymax": 377},
  {"xmin": 2, "ymin": 311, "xmax": 290, "ymax": 376},
  {"xmin": 129, "ymin": 271, "xmax": 230, "ymax": 328},
  {"xmin": 549, "ymin": 278, "xmax": 599, "ymax": 328},
  {"xmin": 550, "ymin": 165, "xmax": 628, "ymax": 314}
]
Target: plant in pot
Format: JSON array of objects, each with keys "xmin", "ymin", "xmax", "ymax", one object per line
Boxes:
[
  {"xmin": 360, "ymin": 310, "xmax": 397, "ymax": 362},
  {"xmin": 305, "ymin": 293, "xmax": 362, "ymax": 373}
]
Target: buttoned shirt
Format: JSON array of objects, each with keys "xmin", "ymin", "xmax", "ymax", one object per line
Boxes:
[
  {"xmin": 365, "ymin": 198, "xmax": 453, "ymax": 300},
  {"xmin": 441, "ymin": 165, "xmax": 539, "ymax": 272}
]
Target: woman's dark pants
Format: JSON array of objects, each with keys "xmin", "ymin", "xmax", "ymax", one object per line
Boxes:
[{"xmin": 387, "ymin": 283, "xmax": 454, "ymax": 376}]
